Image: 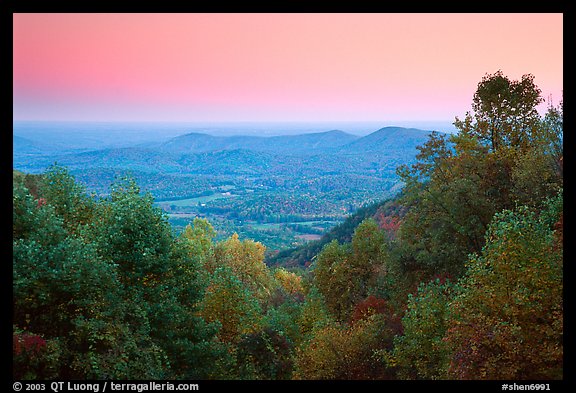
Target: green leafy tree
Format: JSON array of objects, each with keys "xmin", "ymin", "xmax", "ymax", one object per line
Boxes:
[
  {"xmin": 397, "ymin": 132, "xmax": 509, "ymax": 278},
  {"xmin": 40, "ymin": 164, "xmax": 96, "ymax": 233},
  {"xmin": 91, "ymin": 176, "xmax": 174, "ymax": 288},
  {"xmin": 350, "ymin": 218, "xmax": 387, "ymax": 293},
  {"xmin": 90, "ymin": 175, "xmax": 220, "ymax": 379},
  {"xmin": 264, "ymin": 268, "xmax": 306, "ymax": 348},
  {"xmin": 313, "ymin": 240, "xmax": 352, "ymax": 321},
  {"xmin": 395, "ymin": 72, "xmax": 557, "ymax": 280},
  {"xmin": 314, "ymin": 219, "xmax": 387, "ymax": 321},
  {"xmin": 264, "ymin": 295, "xmax": 303, "ymax": 349},
  {"xmin": 445, "ymin": 193, "xmax": 563, "ymax": 380},
  {"xmin": 147, "ymin": 238, "xmax": 224, "ymax": 379},
  {"xmin": 391, "ymin": 279, "xmax": 455, "ymax": 380},
  {"xmin": 180, "ymin": 217, "xmax": 217, "ymax": 267},
  {"xmin": 296, "ymin": 285, "xmax": 333, "ymax": 343},
  {"xmin": 456, "ymin": 70, "xmax": 543, "ymax": 152},
  {"xmin": 399, "ymin": 136, "xmax": 509, "ymax": 276},
  {"xmin": 511, "ymin": 99, "xmax": 563, "ymax": 207},
  {"xmin": 13, "ymin": 174, "xmax": 165, "ymax": 379},
  {"xmin": 200, "ymin": 266, "xmax": 263, "ymax": 344},
  {"xmin": 539, "ymin": 97, "xmax": 563, "ymax": 176}
]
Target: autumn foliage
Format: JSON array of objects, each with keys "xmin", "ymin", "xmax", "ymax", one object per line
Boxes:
[{"xmin": 13, "ymin": 72, "xmax": 562, "ymax": 380}]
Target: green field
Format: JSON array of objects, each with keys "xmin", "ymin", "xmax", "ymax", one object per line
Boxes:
[
  {"xmin": 156, "ymin": 193, "xmax": 237, "ymax": 207},
  {"xmin": 249, "ymin": 220, "xmax": 336, "ymax": 230}
]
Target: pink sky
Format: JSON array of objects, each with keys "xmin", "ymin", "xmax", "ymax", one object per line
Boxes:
[{"xmin": 13, "ymin": 13, "xmax": 563, "ymax": 123}]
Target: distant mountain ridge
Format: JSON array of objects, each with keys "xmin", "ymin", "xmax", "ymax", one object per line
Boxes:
[
  {"xmin": 341, "ymin": 126, "xmax": 434, "ymax": 153},
  {"xmin": 14, "ymin": 126, "xmax": 437, "ymax": 159},
  {"xmin": 160, "ymin": 129, "xmax": 359, "ymax": 154},
  {"xmin": 159, "ymin": 126, "xmax": 435, "ymax": 155},
  {"xmin": 13, "ymin": 126, "xmax": 439, "ymax": 177}
]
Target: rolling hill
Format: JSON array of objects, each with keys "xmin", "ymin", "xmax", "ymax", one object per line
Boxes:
[
  {"xmin": 159, "ymin": 129, "xmax": 359, "ymax": 154},
  {"xmin": 342, "ymin": 126, "xmax": 433, "ymax": 153}
]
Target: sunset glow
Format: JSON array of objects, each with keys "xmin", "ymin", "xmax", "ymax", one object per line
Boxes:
[{"xmin": 13, "ymin": 13, "xmax": 563, "ymax": 122}]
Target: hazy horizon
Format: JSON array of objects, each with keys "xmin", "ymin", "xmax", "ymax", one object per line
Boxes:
[{"xmin": 13, "ymin": 119, "xmax": 459, "ymax": 138}]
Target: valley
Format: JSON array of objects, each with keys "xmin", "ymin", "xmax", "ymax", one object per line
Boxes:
[{"xmin": 13, "ymin": 121, "xmax": 440, "ymax": 253}]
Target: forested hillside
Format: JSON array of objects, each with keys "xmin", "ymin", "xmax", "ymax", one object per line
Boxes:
[
  {"xmin": 267, "ymin": 197, "xmax": 407, "ymax": 268},
  {"xmin": 13, "ymin": 72, "xmax": 563, "ymax": 380}
]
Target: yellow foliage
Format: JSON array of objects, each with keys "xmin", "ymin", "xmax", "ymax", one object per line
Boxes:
[{"xmin": 274, "ymin": 268, "xmax": 303, "ymax": 295}]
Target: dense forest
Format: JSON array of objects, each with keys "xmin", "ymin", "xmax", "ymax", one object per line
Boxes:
[{"xmin": 13, "ymin": 71, "xmax": 563, "ymax": 380}]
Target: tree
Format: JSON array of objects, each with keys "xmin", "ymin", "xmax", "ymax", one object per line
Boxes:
[
  {"xmin": 179, "ymin": 217, "xmax": 216, "ymax": 267},
  {"xmin": 293, "ymin": 315, "xmax": 396, "ymax": 380},
  {"xmin": 314, "ymin": 219, "xmax": 387, "ymax": 322},
  {"xmin": 296, "ymin": 285, "xmax": 333, "ymax": 344},
  {"xmin": 391, "ymin": 279, "xmax": 455, "ymax": 380},
  {"xmin": 395, "ymin": 72, "xmax": 555, "ymax": 280},
  {"xmin": 511, "ymin": 98, "xmax": 563, "ymax": 207},
  {"xmin": 456, "ymin": 70, "xmax": 543, "ymax": 152},
  {"xmin": 210, "ymin": 233, "xmax": 274, "ymax": 303},
  {"xmin": 273, "ymin": 267, "xmax": 304, "ymax": 296},
  {"xmin": 89, "ymin": 175, "xmax": 221, "ymax": 379},
  {"xmin": 539, "ymin": 97, "xmax": 563, "ymax": 177},
  {"xmin": 39, "ymin": 164, "xmax": 96, "ymax": 233},
  {"xmin": 444, "ymin": 193, "xmax": 563, "ymax": 380},
  {"xmin": 13, "ymin": 173, "xmax": 165, "ymax": 379},
  {"xmin": 14, "ymin": 172, "xmax": 225, "ymax": 379},
  {"xmin": 350, "ymin": 218, "xmax": 387, "ymax": 293},
  {"xmin": 236, "ymin": 327, "xmax": 294, "ymax": 380},
  {"xmin": 90, "ymin": 176, "xmax": 174, "ymax": 288},
  {"xmin": 313, "ymin": 240, "xmax": 352, "ymax": 321},
  {"xmin": 200, "ymin": 266, "xmax": 263, "ymax": 344},
  {"xmin": 396, "ymin": 132, "xmax": 503, "ymax": 278},
  {"xmin": 146, "ymin": 238, "xmax": 224, "ymax": 379}
]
